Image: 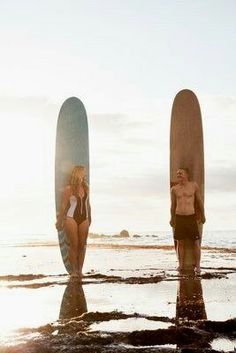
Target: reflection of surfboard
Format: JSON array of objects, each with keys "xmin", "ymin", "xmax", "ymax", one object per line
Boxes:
[
  {"xmin": 55, "ymin": 97, "xmax": 89, "ymax": 273},
  {"xmin": 176, "ymin": 277, "xmax": 207, "ymax": 323},
  {"xmin": 170, "ymin": 89, "xmax": 204, "ymax": 269},
  {"xmin": 59, "ymin": 282, "xmax": 87, "ymax": 320}
]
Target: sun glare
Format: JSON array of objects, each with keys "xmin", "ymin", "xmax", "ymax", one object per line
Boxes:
[{"xmin": 0, "ymin": 286, "xmax": 63, "ymax": 345}]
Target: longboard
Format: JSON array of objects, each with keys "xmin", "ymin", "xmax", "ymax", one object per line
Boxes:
[
  {"xmin": 55, "ymin": 97, "xmax": 89, "ymax": 273},
  {"xmin": 170, "ymin": 89, "xmax": 204, "ymax": 270}
]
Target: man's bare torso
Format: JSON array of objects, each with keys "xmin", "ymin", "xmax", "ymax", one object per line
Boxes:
[{"xmin": 173, "ymin": 181, "xmax": 197, "ymax": 215}]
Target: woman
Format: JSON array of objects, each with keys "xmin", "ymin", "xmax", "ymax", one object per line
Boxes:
[{"xmin": 56, "ymin": 165, "xmax": 91, "ymax": 278}]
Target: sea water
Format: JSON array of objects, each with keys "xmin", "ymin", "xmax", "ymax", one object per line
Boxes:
[{"xmin": 0, "ymin": 230, "xmax": 235, "ymax": 248}]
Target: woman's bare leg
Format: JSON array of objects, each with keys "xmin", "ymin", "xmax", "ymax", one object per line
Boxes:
[
  {"xmin": 64, "ymin": 218, "xmax": 79, "ymax": 276},
  {"xmin": 78, "ymin": 219, "xmax": 89, "ymax": 277}
]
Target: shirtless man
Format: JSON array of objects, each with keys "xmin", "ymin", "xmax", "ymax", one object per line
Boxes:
[{"xmin": 170, "ymin": 168, "xmax": 206, "ymax": 274}]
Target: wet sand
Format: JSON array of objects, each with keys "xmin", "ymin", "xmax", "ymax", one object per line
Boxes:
[{"xmin": 0, "ymin": 245, "xmax": 235, "ymax": 352}]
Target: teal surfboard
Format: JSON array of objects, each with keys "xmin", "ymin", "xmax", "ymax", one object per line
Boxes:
[
  {"xmin": 55, "ymin": 97, "xmax": 89, "ymax": 273},
  {"xmin": 170, "ymin": 89, "xmax": 204, "ymax": 270}
]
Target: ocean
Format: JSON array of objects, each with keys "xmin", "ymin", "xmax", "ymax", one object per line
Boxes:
[{"xmin": 1, "ymin": 230, "xmax": 235, "ymax": 249}]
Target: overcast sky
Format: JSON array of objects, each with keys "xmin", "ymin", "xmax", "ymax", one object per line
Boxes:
[{"xmin": 0, "ymin": 0, "xmax": 235, "ymax": 237}]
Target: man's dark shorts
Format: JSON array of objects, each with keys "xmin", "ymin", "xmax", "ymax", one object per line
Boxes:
[{"xmin": 174, "ymin": 214, "xmax": 200, "ymax": 241}]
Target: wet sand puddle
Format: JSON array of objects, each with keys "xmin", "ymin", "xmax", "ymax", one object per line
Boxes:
[
  {"xmin": 90, "ymin": 317, "xmax": 171, "ymax": 332},
  {"xmin": 0, "ymin": 264, "xmax": 235, "ymax": 352},
  {"xmin": 211, "ymin": 337, "xmax": 236, "ymax": 352}
]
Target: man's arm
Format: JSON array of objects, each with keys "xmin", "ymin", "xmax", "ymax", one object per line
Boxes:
[
  {"xmin": 170, "ymin": 187, "xmax": 177, "ymax": 227},
  {"xmin": 194, "ymin": 183, "xmax": 206, "ymax": 224}
]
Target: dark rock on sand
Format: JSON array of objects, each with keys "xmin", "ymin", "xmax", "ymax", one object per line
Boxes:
[
  {"xmin": 197, "ymin": 318, "xmax": 236, "ymax": 335},
  {"xmin": 2, "ymin": 317, "xmax": 236, "ymax": 353},
  {"xmin": 128, "ymin": 326, "xmax": 213, "ymax": 347},
  {"xmin": 119, "ymin": 229, "xmax": 129, "ymax": 237},
  {"xmin": 201, "ymin": 272, "xmax": 228, "ymax": 279},
  {"xmin": 0, "ymin": 274, "xmax": 46, "ymax": 281}
]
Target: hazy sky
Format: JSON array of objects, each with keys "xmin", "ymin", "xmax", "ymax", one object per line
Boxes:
[{"xmin": 0, "ymin": 0, "xmax": 236, "ymax": 237}]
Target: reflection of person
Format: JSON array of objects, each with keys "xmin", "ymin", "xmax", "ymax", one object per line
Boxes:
[
  {"xmin": 56, "ymin": 165, "xmax": 91, "ymax": 278},
  {"xmin": 176, "ymin": 277, "xmax": 207, "ymax": 324},
  {"xmin": 170, "ymin": 168, "xmax": 205, "ymax": 274},
  {"xmin": 59, "ymin": 281, "xmax": 87, "ymax": 320}
]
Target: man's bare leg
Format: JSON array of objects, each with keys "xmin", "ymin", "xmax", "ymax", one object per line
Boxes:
[
  {"xmin": 194, "ymin": 239, "xmax": 201, "ymax": 273},
  {"xmin": 177, "ymin": 240, "xmax": 184, "ymax": 271}
]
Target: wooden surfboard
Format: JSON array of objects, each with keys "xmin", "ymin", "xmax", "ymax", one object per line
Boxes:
[
  {"xmin": 55, "ymin": 97, "xmax": 89, "ymax": 273},
  {"xmin": 170, "ymin": 89, "xmax": 204, "ymax": 270}
]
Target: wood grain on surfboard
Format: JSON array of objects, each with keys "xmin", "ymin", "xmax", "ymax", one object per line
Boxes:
[
  {"xmin": 55, "ymin": 97, "xmax": 89, "ymax": 273},
  {"xmin": 170, "ymin": 89, "xmax": 204, "ymax": 268}
]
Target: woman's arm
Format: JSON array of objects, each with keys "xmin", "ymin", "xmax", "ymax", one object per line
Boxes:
[{"xmin": 55, "ymin": 186, "xmax": 71, "ymax": 230}]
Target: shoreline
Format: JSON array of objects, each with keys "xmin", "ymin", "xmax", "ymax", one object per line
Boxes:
[
  {"xmin": 0, "ymin": 244, "xmax": 235, "ymax": 352},
  {"xmin": 0, "ymin": 270, "xmax": 235, "ymax": 352},
  {"xmin": 4, "ymin": 242, "xmax": 236, "ymax": 253}
]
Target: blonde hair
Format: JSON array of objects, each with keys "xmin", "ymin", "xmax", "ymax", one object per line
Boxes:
[{"xmin": 69, "ymin": 165, "xmax": 89, "ymax": 194}]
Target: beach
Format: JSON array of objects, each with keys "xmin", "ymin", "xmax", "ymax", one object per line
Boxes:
[
  {"xmin": 0, "ymin": 232, "xmax": 235, "ymax": 352},
  {"xmin": 1, "ymin": 0, "xmax": 236, "ymax": 352}
]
